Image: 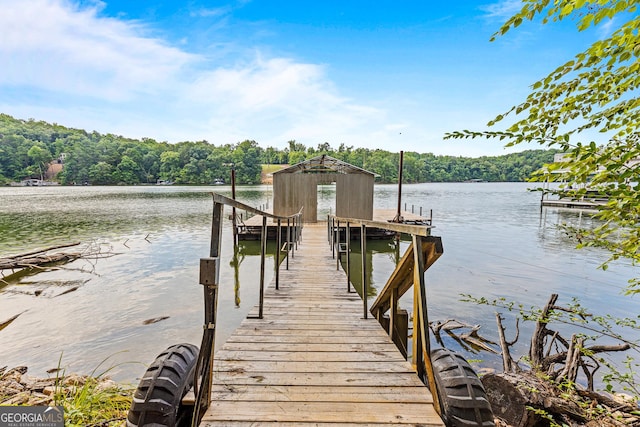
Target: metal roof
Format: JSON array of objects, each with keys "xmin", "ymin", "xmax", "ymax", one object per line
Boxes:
[{"xmin": 273, "ymin": 154, "xmax": 376, "ymax": 176}]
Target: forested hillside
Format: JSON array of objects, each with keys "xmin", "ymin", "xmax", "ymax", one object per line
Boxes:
[{"xmin": 0, "ymin": 114, "xmax": 557, "ymax": 185}]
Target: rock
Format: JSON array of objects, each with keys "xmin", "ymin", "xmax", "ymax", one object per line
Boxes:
[
  {"xmin": 2, "ymin": 391, "xmax": 30, "ymax": 405},
  {"xmin": 27, "ymin": 392, "xmax": 52, "ymax": 406},
  {"xmin": 96, "ymin": 379, "xmax": 117, "ymax": 392},
  {"xmin": 42, "ymin": 385, "xmax": 57, "ymax": 396},
  {"xmin": 63, "ymin": 373, "xmax": 86, "ymax": 386},
  {"xmin": 1, "ymin": 366, "xmax": 27, "ymax": 381}
]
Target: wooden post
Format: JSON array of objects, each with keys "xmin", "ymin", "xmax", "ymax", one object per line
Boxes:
[
  {"xmin": 411, "ymin": 243, "xmax": 422, "ymax": 377},
  {"xmin": 346, "ymin": 222, "xmax": 351, "ymax": 293},
  {"xmin": 412, "ymin": 235, "xmax": 441, "ymax": 415},
  {"xmin": 389, "ymin": 286, "xmax": 398, "ymax": 351},
  {"xmin": 361, "ymin": 224, "xmax": 368, "ymax": 319},
  {"xmin": 275, "ymin": 218, "xmax": 281, "ymax": 290},
  {"xmin": 192, "ymin": 201, "xmax": 223, "ymax": 425}
]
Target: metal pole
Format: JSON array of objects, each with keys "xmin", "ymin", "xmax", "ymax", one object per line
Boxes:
[
  {"xmin": 292, "ymin": 216, "xmax": 296, "ymax": 256},
  {"xmin": 294, "ymin": 215, "xmax": 298, "ymax": 251},
  {"xmin": 346, "ymin": 222, "xmax": 351, "ymax": 292},
  {"xmin": 258, "ymin": 216, "xmax": 267, "ymax": 318},
  {"xmin": 276, "ymin": 218, "xmax": 281, "ymax": 290},
  {"xmin": 331, "ymin": 217, "xmax": 335, "ymax": 259},
  {"xmin": 336, "ymin": 219, "xmax": 340, "ymax": 270},
  {"xmin": 361, "ymin": 224, "xmax": 368, "ymax": 319},
  {"xmin": 231, "ymin": 168, "xmax": 237, "ymax": 243},
  {"xmin": 395, "ymin": 151, "xmax": 404, "ymax": 222},
  {"xmin": 286, "ymin": 218, "xmax": 291, "ymax": 270}
]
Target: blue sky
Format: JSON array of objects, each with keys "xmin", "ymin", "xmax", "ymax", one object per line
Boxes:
[{"xmin": 0, "ymin": 0, "xmax": 610, "ymax": 156}]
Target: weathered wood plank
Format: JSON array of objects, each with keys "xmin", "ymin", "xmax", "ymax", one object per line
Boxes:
[
  {"xmin": 203, "ymin": 223, "xmax": 443, "ymax": 426},
  {"xmin": 216, "ymin": 350, "xmax": 406, "ymax": 362},
  {"xmin": 214, "ymin": 360, "xmax": 416, "ymax": 373},
  {"xmin": 209, "ymin": 385, "xmax": 433, "ymax": 403},
  {"xmin": 202, "ymin": 401, "xmax": 442, "ymax": 424},
  {"xmin": 230, "ymin": 328, "xmax": 385, "ymax": 337},
  {"xmin": 219, "ymin": 342, "xmax": 399, "ymax": 352},
  {"xmin": 202, "ymin": 423, "xmax": 435, "ymax": 427},
  {"xmin": 225, "ymin": 335, "xmax": 391, "ymax": 344},
  {"xmin": 212, "ymin": 371, "xmax": 432, "ymax": 387}
]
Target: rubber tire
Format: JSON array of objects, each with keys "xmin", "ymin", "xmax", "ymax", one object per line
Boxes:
[
  {"xmin": 430, "ymin": 348, "xmax": 495, "ymax": 427},
  {"xmin": 127, "ymin": 343, "xmax": 199, "ymax": 427}
]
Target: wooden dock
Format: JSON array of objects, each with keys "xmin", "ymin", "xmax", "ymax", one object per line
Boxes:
[
  {"xmin": 238, "ymin": 209, "xmax": 431, "ymax": 240},
  {"xmin": 201, "ymin": 223, "xmax": 444, "ymax": 426},
  {"xmin": 541, "ymin": 198, "xmax": 606, "ymax": 210}
]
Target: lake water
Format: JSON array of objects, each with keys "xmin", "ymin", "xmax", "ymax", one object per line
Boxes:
[{"xmin": 0, "ymin": 183, "xmax": 637, "ymax": 384}]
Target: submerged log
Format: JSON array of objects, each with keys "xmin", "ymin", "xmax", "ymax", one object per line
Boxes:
[
  {"xmin": 1, "ymin": 243, "xmax": 82, "ymax": 271},
  {"xmin": 0, "ymin": 312, "xmax": 25, "ymax": 332}
]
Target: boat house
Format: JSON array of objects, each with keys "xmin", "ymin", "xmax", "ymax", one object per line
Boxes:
[{"xmin": 272, "ymin": 155, "xmax": 375, "ymax": 223}]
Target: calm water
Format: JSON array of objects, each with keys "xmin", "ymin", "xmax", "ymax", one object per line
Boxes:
[{"xmin": 0, "ymin": 183, "xmax": 637, "ymax": 383}]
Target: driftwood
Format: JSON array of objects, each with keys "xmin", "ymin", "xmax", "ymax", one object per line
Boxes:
[
  {"xmin": 0, "ymin": 242, "xmax": 118, "ymax": 283},
  {"xmin": 142, "ymin": 316, "xmax": 170, "ymax": 325},
  {"xmin": 486, "ymin": 294, "xmax": 638, "ymax": 427},
  {"xmin": 0, "ymin": 243, "xmax": 82, "ymax": 271},
  {"xmin": 0, "ymin": 312, "xmax": 26, "ymax": 332},
  {"xmin": 430, "ymin": 318, "xmax": 498, "ymax": 353},
  {"xmin": 482, "ymin": 372, "xmax": 639, "ymax": 427}
]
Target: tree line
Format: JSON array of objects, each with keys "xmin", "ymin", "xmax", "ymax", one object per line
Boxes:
[{"xmin": 0, "ymin": 114, "xmax": 557, "ymax": 185}]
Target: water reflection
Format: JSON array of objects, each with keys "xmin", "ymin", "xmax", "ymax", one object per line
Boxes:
[{"xmin": 0, "ymin": 183, "xmax": 637, "ymax": 385}]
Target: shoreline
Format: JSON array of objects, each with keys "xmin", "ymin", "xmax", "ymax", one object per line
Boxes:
[{"xmin": 1, "ymin": 365, "xmax": 132, "ymax": 425}]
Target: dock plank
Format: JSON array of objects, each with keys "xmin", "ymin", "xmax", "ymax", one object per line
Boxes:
[{"xmin": 202, "ymin": 223, "xmax": 444, "ymax": 426}]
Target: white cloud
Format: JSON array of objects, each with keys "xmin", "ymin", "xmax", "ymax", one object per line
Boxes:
[
  {"xmin": 479, "ymin": 0, "xmax": 522, "ymax": 20},
  {"xmin": 597, "ymin": 16, "xmax": 616, "ymax": 38},
  {"xmin": 0, "ymin": 0, "xmax": 518, "ymax": 156},
  {"xmin": 0, "ymin": 0, "xmax": 399, "ymax": 150},
  {"xmin": 0, "ymin": 0, "xmax": 195, "ymax": 101},
  {"xmin": 191, "ymin": 6, "xmax": 232, "ymax": 18}
]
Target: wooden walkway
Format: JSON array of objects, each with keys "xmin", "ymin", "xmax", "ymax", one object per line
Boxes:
[{"xmin": 201, "ymin": 223, "xmax": 444, "ymax": 426}]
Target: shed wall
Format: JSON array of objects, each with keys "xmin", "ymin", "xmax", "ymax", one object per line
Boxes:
[
  {"xmin": 274, "ymin": 172, "xmax": 374, "ymax": 223},
  {"xmin": 335, "ymin": 173, "xmax": 373, "ymax": 220}
]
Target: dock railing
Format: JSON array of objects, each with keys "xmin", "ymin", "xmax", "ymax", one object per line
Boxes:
[
  {"xmin": 328, "ymin": 214, "xmax": 444, "ymax": 416},
  {"xmin": 191, "ymin": 193, "xmax": 303, "ymax": 426}
]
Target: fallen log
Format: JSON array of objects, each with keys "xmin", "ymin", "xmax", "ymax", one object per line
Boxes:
[
  {"xmin": 0, "ymin": 252, "xmax": 82, "ymax": 270},
  {"xmin": 482, "ymin": 372, "xmax": 639, "ymax": 427},
  {"xmin": 0, "ymin": 242, "xmax": 83, "ymax": 271},
  {"xmin": 484, "ymin": 294, "xmax": 640, "ymax": 426},
  {"xmin": 1, "ymin": 242, "xmax": 81, "ymax": 261}
]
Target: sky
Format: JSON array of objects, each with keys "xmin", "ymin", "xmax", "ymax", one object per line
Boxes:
[{"xmin": 0, "ymin": 0, "xmax": 611, "ymax": 156}]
